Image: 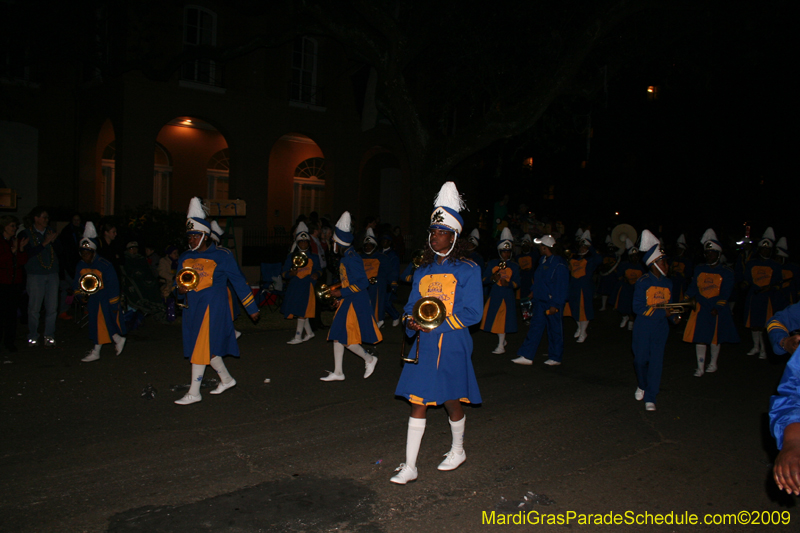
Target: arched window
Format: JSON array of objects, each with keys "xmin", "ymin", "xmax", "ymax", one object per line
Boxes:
[
  {"xmin": 207, "ymin": 148, "xmax": 229, "ymax": 199},
  {"xmin": 293, "ymin": 157, "xmax": 325, "ymax": 220}
]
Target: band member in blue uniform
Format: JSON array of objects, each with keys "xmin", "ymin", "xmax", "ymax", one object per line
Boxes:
[
  {"xmin": 321, "ymin": 211, "xmax": 381, "ymax": 381},
  {"xmin": 565, "ymin": 230, "xmax": 602, "ymax": 343},
  {"xmin": 380, "ymin": 233, "xmax": 401, "ymax": 327},
  {"xmin": 615, "ymin": 239, "xmax": 646, "ymax": 330},
  {"xmin": 775, "ymin": 237, "xmax": 800, "ymax": 312},
  {"xmin": 466, "ymin": 229, "xmax": 485, "ymax": 270},
  {"xmin": 682, "ymin": 229, "xmax": 739, "ymax": 377},
  {"xmin": 767, "ymin": 304, "xmax": 800, "ymax": 495},
  {"xmin": 598, "ymin": 235, "xmax": 621, "ymax": 312},
  {"xmin": 360, "ymin": 227, "xmax": 389, "ymax": 328},
  {"xmin": 511, "ymin": 235, "xmax": 569, "ymax": 366},
  {"xmin": 743, "ymin": 227, "xmax": 782, "ymax": 359},
  {"xmin": 632, "ymin": 230, "xmax": 681, "ymax": 411},
  {"xmin": 73, "ymin": 221, "xmax": 126, "ymax": 363},
  {"xmin": 210, "ymin": 220, "xmax": 243, "ymax": 340},
  {"xmin": 282, "ymin": 222, "xmax": 322, "ymax": 344},
  {"xmin": 517, "ymin": 233, "xmax": 538, "ymax": 302},
  {"xmin": 669, "ymin": 234, "xmax": 692, "ymax": 302},
  {"xmin": 480, "ymin": 227, "xmax": 520, "ymax": 354},
  {"xmin": 391, "ymin": 182, "xmax": 483, "ymax": 485},
  {"xmin": 174, "ymin": 198, "xmax": 260, "ymax": 405}
]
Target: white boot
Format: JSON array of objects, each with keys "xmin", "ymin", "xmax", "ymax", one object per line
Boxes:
[
  {"xmin": 112, "ymin": 334, "xmax": 126, "ymax": 355},
  {"xmin": 706, "ymin": 344, "xmax": 720, "ymax": 372},
  {"xmin": 492, "ymin": 333, "xmax": 507, "ymax": 354},
  {"xmin": 747, "ymin": 331, "xmax": 761, "ymax": 355},
  {"xmin": 81, "ymin": 344, "xmax": 102, "ymax": 362},
  {"xmin": 573, "ymin": 321, "xmax": 581, "ymax": 338},
  {"xmin": 209, "ymin": 356, "xmax": 236, "ymax": 394},
  {"xmin": 302, "ymin": 318, "xmax": 314, "ymax": 341},
  {"xmin": 694, "ymin": 344, "xmax": 707, "ymax": 377},
  {"xmin": 321, "ymin": 342, "xmax": 345, "ymax": 381},
  {"xmin": 620, "ymin": 316, "xmax": 629, "ymax": 328},
  {"xmin": 758, "ymin": 331, "xmax": 767, "ymax": 359},
  {"xmin": 577, "ymin": 321, "xmax": 588, "ymax": 343}
]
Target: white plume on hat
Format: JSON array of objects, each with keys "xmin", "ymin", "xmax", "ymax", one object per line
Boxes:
[
  {"xmin": 575, "ymin": 227, "xmax": 584, "ymax": 238},
  {"xmin": 759, "ymin": 227, "xmax": 776, "ymax": 247},
  {"xmin": 364, "ymin": 227, "xmax": 377, "ymax": 245},
  {"xmin": 522, "ymin": 233, "xmax": 532, "ymax": 243},
  {"xmin": 80, "ymin": 221, "xmax": 98, "ymax": 250},
  {"xmin": 497, "ymin": 227, "xmax": 514, "ymax": 250},
  {"xmin": 579, "ymin": 230, "xmax": 591, "ymax": 245},
  {"xmin": 210, "ymin": 220, "xmax": 223, "ymax": 243},
  {"xmin": 433, "ymin": 182, "xmax": 466, "ymax": 212},
  {"xmin": 332, "ymin": 211, "xmax": 353, "ymax": 247},
  {"xmin": 701, "ymin": 228, "xmax": 722, "ymax": 252},
  {"xmin": 335, "ymin": 212, "xmax": 351, "ymax": 232},
  {"xmin": 777, "ymin": 237, "xmax": 789, "ymax": 257},
  {"xmin": 469, "ymin": 228, "xmax": 480, "ymax": 241},
  {"xmin": 187, "ymin": 197, "xmax": 208, "ymax": 220},
  {"xmin": 640, "ymin": 229, "xmax": 663, "ymax": 265},
  {"xmin": 677, "ymin": 234, "xmax": 687, "ymax": 248}
]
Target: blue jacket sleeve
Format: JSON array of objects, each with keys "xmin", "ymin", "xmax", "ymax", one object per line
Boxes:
[
  {"xmin": 768, "ymin": 304, "xmax": 800, "ymax": 355},
  {"xmin": 550, "ymin": 259, "xmax": 569, "ymax": 306},
  {"xmin": 224, "ymin": 252, "xmax": 258, "ymax": 314},
  {"xmin": 400, "ymin": 262, "xmax": 415, "ymax": 283},
  {"xmin": 770, "ymin": 350, "xmax": 800, "ymax": 449},
  {"xmin": 436, "ymin": 262, "xmax": 484, "ymax": 333},
  {"xmin": 339, "ymin": 251, "xmax": 368, "ymax": 297}
]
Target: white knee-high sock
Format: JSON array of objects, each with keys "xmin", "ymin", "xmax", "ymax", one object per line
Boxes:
[
  {"xmin": 449, "ymin": 416, "xmax": 466, "ymax": 454},
  {"xmin": 406, "ymin": 417, "xmax": 426, "ymax": 469},
  {"xmin": 332, "ymin": 342, "xmax": 345, "ymax": 375},
  {"xmin": 209, "ymin": 356, "xmax": 233, "ymax": 384},
  {"xmin": 579, "ymin": 321, "xmax": 589, "ymax": 336},
  {"xmin": 709, "ymin": 344, "xmax": 720, "ymax": 367},
  {"xmin": 751, "ymin": 331, "xmax": 761, "ymax": 351},
  {"xmin": 347, "ymin": 343, "xmax": 372, "ymax": 363},
  {"xmin": 574, "ymin": 321, "xmax": 581, "ymax": 337},
  {"xmin": 189, "ymin": 364, "xmax": 205, "ymax": 396},
  {"xmin": 294, "ymin": 318, "xmax": 305, "ymax": 337},
  {"xmin": 497, "ymin": 333, "xmax": 506, "ymax": 347},
  {"xmin": 695, "ymin": 344, "xmax": 707, "ymax": 370},
  {"xmin": 303, "ymin": 319, "xmax": 313, "ymax": 336}
]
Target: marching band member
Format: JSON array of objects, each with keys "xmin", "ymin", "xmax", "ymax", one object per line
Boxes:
[
  {"xmin": 775, "ymin": 237, "xmax": 800, "ymax": 312},
  {"xmin": 615, "ymin": 238, "xmax": 646, "ymax": 331},
  {"xmin": 282, "ymin": 222, "xmax": 322, "ymax": 344},
  {"xmin": 174, "ymin": 198, "xmax": 260, "ymax": 405},
  {"xmin": 73, "ymin": 222, "xmax": 126, "ymax": 363},
  {"xmin": 632, "ymin": 230, "xmax": 681, "ymax": 412},
  {"xmin": 669, "ymin": 234, "xmax": 693, "ymax": 302},
  {"xmin": 391, "ymin": 182, "xmax": 483, "ymax": 485},
  {"xmin": 743, "ymin": 227, "xmax": 782, "ymax": 359},
  {"xmin": 682, "ymin": 229, "xmax": 739, "ymax": 377},
  {"xmin": 360, "ymin": 228, "xmax": 389, "ymax": 328},
  {"xmin": 321, "ymin": 211, "xmax": 381, "ymax": 381},
  {"xmin": 511, "ymin": 235, "xmax": 569, "ymax": 366},
  {"xmin": 210, "ymin": 220, "xmax": 243, "ymax": 340},
  {"xmin": 597, "ymin": 234, "xmax": 621, "ymax": 312},
  {"xmin": 466, "ymin": 229, "xmax": 485, "ymax": 269},
  {"xmin": 480, "ymin": 227, "xmax": 520, "ymax": 354},
  {"xmin": 565, "ymin": 230, "xmax": 602, "ymax": 343},
  {"xmin": 380, "ymin": 232, "xmax": 401, "ymax": 327},
  {"xmin": 767, "ymin": 304, "xmax": 800, "ymax": 495},
  {"xmin": 517, "ymin": 234, "xmax": 538, "ymax": 302}
]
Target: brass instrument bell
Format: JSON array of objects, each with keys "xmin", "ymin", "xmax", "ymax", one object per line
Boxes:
[
  {"xmin": 315, "ymin": 281, "xmax": 342, "ymax": 308},
  {"xmin": 402, "ymin": 297, "xmax": 447, "ymax": 363},
  {"xmin": 291, "ymin": 250, "xmax": 309, "ymax": 269},
  {"xmin": 78, "ymin": 273, "xmax": 103, "ymax": 295},
  {"xmin": 177, "ymin": 267, "xmax": 200, "ymax": 291},
  {"xmin": 411, "ymin": 249, "xmax": 425, "ymax": 268}
]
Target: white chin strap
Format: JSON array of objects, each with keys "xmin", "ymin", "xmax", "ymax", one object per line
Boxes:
[
  {"xmin": 429, "ymin": 232, "xmax": 457, "ymax": 257},
  {"xmin": 190, "ymin": 233, "xmax": 207, "ymax": 251},
  {"xmin": 653, "ymin": 261, "xmax": 667, "ymax": 277}
]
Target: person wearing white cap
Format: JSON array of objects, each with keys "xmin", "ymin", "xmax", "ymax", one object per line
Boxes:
[
  {"xmin": 682, "ymin": 229, "xmax": 739, "ymax": 377},
  {"xmin": 173, "ymin": 198, "xmax": 261, "ymax": 405},
  {"xmin": 511, "ymin": 234, "xmax": 569, "ymax": 366},
  {"xmin": 614, "ymin": 239, "xmax": 646, "ymax": 330},
  {"xmin": 465, "ymin": 229, "xmax": 485, "ymax": 269},
  {"xmin": 480, "ymin": 227, "xmax": 521, "ymax": 354},
  {"xmin": 742, "ymin": 227, "xmax": 782, "ymax": 359},
  {"xmin": 631, "ymin": 229, "xmax": 682, "ymax": 411},
  {"xmin": 597, "ymin": 234, "xmax": 621, "ymax": 312},
  {"xmin": 321, "ymin": 211, "xmax": 381, "ymax": 382},
  {"xmin": 391, "ymin": 181, "xmax": 483, "ymax": 485},
  {"xmin": 668, "ymin": 234, "xmax": 693, "ymax": 303},
  {"xmin": 71, "ymin": 221, "xmax": 126, "ymax": 362},
  {"xmin": 565, "ymin": 230, "xmax": 602, "ymax": 343},
  {"xmin": 517, "ymin": 233, "xmax": 539, "ymax": 302},
  {"xmin": 775, "ymin": 237, "xmax": 800, "ymax": 312},
  {"xmin": 281, "ymin": 221, "xmax": 322, "ymax": 344},
  {"xmin": 360, "ymin": 227, "xmax": 389, "ymax": 328}
]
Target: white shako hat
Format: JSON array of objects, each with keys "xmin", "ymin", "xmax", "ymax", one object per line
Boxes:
[
  {"xmin": 534, "ymin": 235, "xmax": 556, "ymax": 248},
  {"xmin": 521, "ymin": 233, "xmax": 533, "ymax": 244},
  {"xmin": 579, "ymin": 229, "xmax": 592, "ymax": 246},
  {"xmin": 676, "ymin": 234, "xmax": 687, "ymax": 249},
  {"xmin": 497, "ymin": 227, "xmax": 514, "ymax": 251},
  {"xmin": 701, "ymin": 228, "xmax": 722, "ymax": 252},
  {"xmin": 641, "ymin": 229, "xmax": 664, "ymax": 265},
  {"xmin": 574, "ymin": 227, "xmax": 584, "ymax": 240},
  {"xmin": 79, "ymin": 221, "xmax": 98, "ymax": 250},
  {"xmin": 759, "ymin": 227, "xmax": 776, "ymax": 247},
  {"xmin": 210, "ymin": 220, "xmax": 223, "ymax": 244},
  {"xmin": 468, "ymin": 228, "xmax": 480, "ymax": 246},
  {"xmin": 295, "ymin": 221, "xmax": 310, "ymax": 242},
  {"xmin": 776, "ymin": 237, "xmax": 789, "ymax": 258},
  {"xmin": 429, "ymin": 181, "xmax": 465, "ymax": 234},
  {"xmin": 363, "ymin": 227, "xmax": 377, "ymax": 246},
  {"xmin": 186, "ymin": 197, "xmax": 211, "ymax": 235},
  {"xmin": 332, "ymin": 211, "xmax": 353, "ymax": 246}
]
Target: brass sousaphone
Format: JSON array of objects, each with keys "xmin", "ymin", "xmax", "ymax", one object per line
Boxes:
[
  {"xmin": 401, "ymin": 297, "xmax": 447, "ymax": 364},
  {"xmin": 611, "ymin": 224, "xmax": 637, "ymax": 252}
]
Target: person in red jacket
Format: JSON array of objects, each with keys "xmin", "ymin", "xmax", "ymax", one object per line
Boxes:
[{"xmin": 0, "ymin": 216, "xmax": 29, "ymax": 354}]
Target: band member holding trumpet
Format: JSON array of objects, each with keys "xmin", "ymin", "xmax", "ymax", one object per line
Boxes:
[
  {"xmin": 173, "ymin": 198, "xmax": 259, "ymax": 405},
  {"xmin": 682, "ymin": 229, "xmax": 739, "ymax": 377},
  {"xmin": 281, "ymin": 221, "xmax": 321, "ymax": 344},
  {"xmin": 321, "ymin": 211, "xmax": 380, "ymax": 382},
  {"xmin": 391, "ymin": 182, "xmax": 483, "ymax": 485},
  {"xmin": 480, "ymin": 227, "xmax": 520, "ymax": 354},
  {"xmin": 632, "ymin": 230, "xmax": 681, "ymax": 412},
  {"xmin": 743, "ymin": 227, "xmax": 782, "ymax": 359},
  {"xmin": 71, "ymin": 221, "xmax": 126, "ymax": 363},
  {"xmin": 511, "ymin": 234, "xmax": 569, "ymax": 366}
]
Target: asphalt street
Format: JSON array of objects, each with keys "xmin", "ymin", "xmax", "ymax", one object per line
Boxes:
[{"xmin": 1, "ymin": 301, "xmax": 798, "ymax": 532}]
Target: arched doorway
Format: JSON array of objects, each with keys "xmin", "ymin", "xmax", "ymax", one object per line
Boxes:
[{"xmin": 267, "ymin": 133, "xmax": 325, "ymax": 231}]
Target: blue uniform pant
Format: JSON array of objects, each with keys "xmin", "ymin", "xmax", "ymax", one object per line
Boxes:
[
  {"xmin": 384, "ymin": 290, "xmax": 399, "ymax": 320},
  {"xmin": 517, "ymin": 300, "xmax": 563, "ymax": 361},
  {"xmin": 632, "ymin": 319, "xmax": 669, "ymax": 404}
]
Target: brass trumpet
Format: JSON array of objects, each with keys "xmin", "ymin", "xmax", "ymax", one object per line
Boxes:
[
  {"xmin": 497, "ymin": 260, "xmax": 508, "ymax": 270},
  {"xmin": 291, "ymin": 250, "xmax": 308, "ymax": 269},
  {"xmin": 652, "ymin": 297, "xmax": 696, "ymax": 314},
  {"xmin": 177, "ymin": 267, "xmax": 200, "ymax": 291},
  {"xmin": 401, "ymin": 297, "xmax": 447, "ymax": 364},
  {"xmin": 77, "ymin": 273, "xmax": 103, "ymax": 295},
  {"xmin": 315, "ymin": 281, "xmax": 342, "ymax": 309},
  {"xmin": 411, "ymin": 249, "xmax": 425, "ymax": 268}
]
